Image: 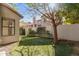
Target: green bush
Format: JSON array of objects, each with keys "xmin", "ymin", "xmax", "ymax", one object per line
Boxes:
[
  {"xmin": 36, "ymin": 27, "xmax": 52, "ymax": 38},
  {"xmin": 27, "ymin": 27, "xmax": 52, "ymax": 38},
  {"xmin": 20, "ymin": 27, "xmax": 25, "ymax": 35},
  {"xmin": 64, "ymin": 18, "xmax": 79, "ymax": 24},
  {"xmin": 27, "ymin": 29, "xmax": 36, "ymax": 37}
]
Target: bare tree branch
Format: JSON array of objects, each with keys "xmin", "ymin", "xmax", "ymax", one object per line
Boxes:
[
  {"xmin": 56, "ymin": 19, "xmax": 62, "ymax": 26},
  {"xmin": 36, "ymin": 9, "xmax": 51, "ymax": 19}
]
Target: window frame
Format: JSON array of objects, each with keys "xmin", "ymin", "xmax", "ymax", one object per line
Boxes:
[{"xmin": 1, "ymin": 17, "xmax": 15, "ymax": 36}]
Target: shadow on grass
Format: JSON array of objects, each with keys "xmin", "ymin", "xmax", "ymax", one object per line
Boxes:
[
  {"xmin": 55, "ymin": 41, "xmax": 73, "ymax": 56},
  {"xmin": 19, "ymin": 37, "xmax": 53, "ymax": 46},
  {"xmin": 18, "ymin": 36, "xmax": 73, "ymax": 56}
]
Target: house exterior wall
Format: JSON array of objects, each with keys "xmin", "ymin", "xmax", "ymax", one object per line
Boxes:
[
  {"xmin": 43, "ymin": 21, "xmax": 53, "ymax": 34},
  {"xmin": 57, "ymin": 24, "xmax": 79, "ymax": 41},
  {"xmin": 27, "ymin": 19, "xmax": 53, "ymax": 34},
  {"xmin": 0, "ymin": 4, "xmax": 21, "ymax": 45},
  {"xmin": 39, "ymin": 19, "xmax": 53, "ymax": 34},
  {"xmin": 0, "ymin": 17, "xmax": 2, "ymax": 44}
]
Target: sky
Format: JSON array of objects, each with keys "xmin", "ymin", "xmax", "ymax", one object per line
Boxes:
[
  {"xmin": 10, "ymin": 3, "xmax": 56, "ymax": 22},
  {"xmin": 10, "ymin": 3, "xmax": 34, "ymax": 22}
]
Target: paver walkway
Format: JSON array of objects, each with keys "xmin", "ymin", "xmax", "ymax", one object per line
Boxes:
[{"xmin": 0, "ymin": 42, "xmax": 18, "ymax": 56}]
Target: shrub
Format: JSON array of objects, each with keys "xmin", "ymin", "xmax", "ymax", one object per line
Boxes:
[
  {"xmin": 27, "ymin": 29, "xmax": 36, "ymax": 37},
  {"xmin": 20, "ymin": 27, "xmax": 25, "ymax": 35},
  {"xmin": 27, "ymin": 27, "xmax": 52, "ymax": 38},
  {"xmin": 36, "ymin": 27, "xmax": 52, "ymax": 38}
]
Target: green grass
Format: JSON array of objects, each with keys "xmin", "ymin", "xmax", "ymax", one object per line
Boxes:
[
  {"xmin": 55, "ymin": 42, "xmax": 73, "ymax": 56},
  {"xmin": 10, "ymin": 36, "xmax": 55, "ymax": 56},
  {"xmin": 10, "ymin": 36, "xmax": 72, "ymax": 56}
]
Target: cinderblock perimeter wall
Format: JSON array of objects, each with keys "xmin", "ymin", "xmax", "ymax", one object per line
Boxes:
[{"xmin": 57, "ymin": 24, "xmax": 79, "ymax": 41}]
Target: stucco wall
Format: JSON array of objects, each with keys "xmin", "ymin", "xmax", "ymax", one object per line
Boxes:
[
  {"xmin": 57, "ymin": 24, "xmax": 79, "ymax": 41},
  {"xmin": 0, "ymin": 4, "xmax": 21, "ymax": 45},
  {"xmin": 0, "ymin": 17, "xmax": 2, "ymax": 45}
]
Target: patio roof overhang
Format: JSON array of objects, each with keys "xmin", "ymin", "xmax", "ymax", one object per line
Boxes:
[{"xmin": 0, "ymin": 3, "xmax": 23, "ymax": 18}]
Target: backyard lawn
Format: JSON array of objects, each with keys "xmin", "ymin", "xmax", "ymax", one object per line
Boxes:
[{"xmin": 10, "ymin": 36, "xmax": 73, "ymax": 56}]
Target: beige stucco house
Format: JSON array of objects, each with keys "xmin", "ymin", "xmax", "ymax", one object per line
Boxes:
[
  {"xmin": 31, "ymin": 17, "xmax": 53, "ymax": 34},
  {"xmin": 0, "ymin": 3, "xmax": 23, "ymax": 45},
  {"xmin": 20, "ymin": 17, "xmax": 53, "ymax": 36}
]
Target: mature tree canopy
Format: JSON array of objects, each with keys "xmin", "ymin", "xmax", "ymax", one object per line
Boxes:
[
  {"xmin": 10, "ymin": 3, "xmax": 79, "ymax": 43},
  {"xmin": 27, "ymin": 3, "xmax": 63, "ymax": 43},
  {"xmin": 60, "ymin": 3, "xmax": 79, "ymax": 24}
]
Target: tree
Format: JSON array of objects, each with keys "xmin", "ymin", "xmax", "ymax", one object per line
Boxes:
[
  {"xmin": 27, "ymin": 3, "xmax": 62, "ymax": 44},
  {"xmin": 10, "ymin": 3, "xmax": 62, "ymax": 44},
  {"xmin": 9, "ymin": 3, "xmax": 79, "ymax": 44},
  {"xmin": 60, "ymin": 3, "xmax": 79, "ymax": 24}
]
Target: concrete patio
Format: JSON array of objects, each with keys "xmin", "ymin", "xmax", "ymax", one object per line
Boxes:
[{"xmin": 0, "ymin": 42, "xmax": 19, "ymax": 56}]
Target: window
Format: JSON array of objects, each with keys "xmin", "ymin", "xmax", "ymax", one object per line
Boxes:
[{"xmin": 1, "ymin": 17, "xmax": 15, "ymax": 36}]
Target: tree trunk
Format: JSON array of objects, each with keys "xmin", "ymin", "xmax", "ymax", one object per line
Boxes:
[{"xmin": 53, "ymin": 25, "xmax": 58, "ymax": 44}]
